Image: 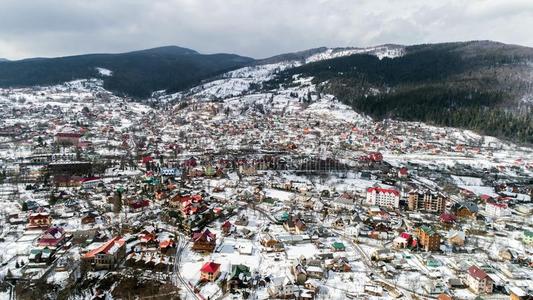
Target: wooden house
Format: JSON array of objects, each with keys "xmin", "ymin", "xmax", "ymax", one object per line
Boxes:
[
  {"xmin": 28, "ymin": 212, "xmax": 52, "ymax": 228},
  {"xmin": 192, "ymin": 229, "xmax": 216, "ymax": 253}
]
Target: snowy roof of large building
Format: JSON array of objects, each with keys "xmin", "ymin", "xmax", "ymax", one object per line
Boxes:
[{"xmin": 367, "ymin": 187, "xmax": 400, "ymax": 196}]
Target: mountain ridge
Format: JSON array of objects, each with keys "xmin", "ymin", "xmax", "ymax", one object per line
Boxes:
[
  {"xmin": 265, "ymin": 40, "xmax": 533, "ymax": 143},
  {"xmin": 0, "ymin": 46, "xmax": 254, "ymax": 98},
  {"xmin": 4, "ymin": 40, "xmax": 532, "ymax": 98}
]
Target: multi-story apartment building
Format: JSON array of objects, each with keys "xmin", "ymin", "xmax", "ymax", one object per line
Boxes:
[
  {"xmin": 366, "ymin": 187, "xmax": 400, "ymax": 208},
  {"xmin": 485, "ymin": 201, "xmax": 511, "ymax": 218},
  {"xmin": 415, "ymin": 226, "xmax": 441, "ymax": 251},
  {"xmin": 408, "ymin": 189, "xmax": 447, "ymax": 213}
]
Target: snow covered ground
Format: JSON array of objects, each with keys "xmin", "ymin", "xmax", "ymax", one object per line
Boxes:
[
  {"xmin": 0, "ymin": 42, "xmax": 531, "ymax": 300},
  {"xmin": 95, "ymin": 67, "xmax": 112, "ymax": 77},
  {"xmin": 305, "ymin": 45, "xmax": 404, "ymax": 63}
]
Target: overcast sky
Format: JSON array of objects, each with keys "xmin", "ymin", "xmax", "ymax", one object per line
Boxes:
[{"xmin": 0, "ymin": 0, "xmax": 532, "ymax": 60}]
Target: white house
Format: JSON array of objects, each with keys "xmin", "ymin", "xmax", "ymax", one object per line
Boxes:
[{"xmin": 366, "ymin": 187, "xmax": 400, "ymax": 208}]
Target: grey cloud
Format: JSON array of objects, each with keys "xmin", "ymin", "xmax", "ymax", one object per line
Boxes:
[{"xmin": 0, "ymin": 0, "xmax": 532, "ymax": 59}]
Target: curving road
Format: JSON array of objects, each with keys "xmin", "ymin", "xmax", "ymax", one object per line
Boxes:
[{"xmin": 173, "ymin": 234, "xmax": 201, "ymax": 300}]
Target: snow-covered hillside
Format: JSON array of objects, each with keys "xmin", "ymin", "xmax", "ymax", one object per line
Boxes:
[
  {"xmin": 305, "ymin": 45, "xmax": 405, "ymax": 63},
  {"xmin": 96, "ymin": 67, "xmax": 113, "ymax": 77},
  {"xmin": 159, "ymin": 44, "xmax": 405, "ymax": 104}
]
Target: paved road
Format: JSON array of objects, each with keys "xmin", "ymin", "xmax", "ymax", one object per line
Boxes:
[{"xmin": 173, "ymin": 234, "xmax": 201, "ymax": 300}]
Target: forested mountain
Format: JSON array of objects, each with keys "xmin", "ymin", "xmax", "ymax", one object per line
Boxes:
[
  {"xmin": 0, "ymin": 46, "xmax": 254, "ymax": 98},
  {"xmin": 1, "ymin": 41, "xmax": 532, "ymax": 142},
  {"xmin": 266, "ymin": 41, "xmax": 533, "ymax": 143}
]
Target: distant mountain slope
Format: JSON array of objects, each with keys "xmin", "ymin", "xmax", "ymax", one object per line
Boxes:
[
  {"xmin": 255, "ymin": 47, "xmax": 329, "ymax": 65},
  {"xmin": 267, "ymin": 41, "xmax": 533, "ymax": 143},
  {"xmin": 255, "ymin": 44, "xmax": 404, "ymax": 65},
  {"xmin": 0, "ymin": 46, "xmax": 254, "ymax": 98}
]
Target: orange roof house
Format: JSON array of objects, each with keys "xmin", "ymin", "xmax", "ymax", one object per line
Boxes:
[
  {"xmin": 159, "ymin": 239, "xmax": 176, "ymax": 255},
  {"xmin": 82, "ymin": 236, "xmax": 126, "ymax": 270}
]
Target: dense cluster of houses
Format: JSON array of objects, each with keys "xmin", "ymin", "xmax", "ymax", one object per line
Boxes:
[{"xmin": 0, "ymin": 76, "xmax": 531, "ymax": 300}]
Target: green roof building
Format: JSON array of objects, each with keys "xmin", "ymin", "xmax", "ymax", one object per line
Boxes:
[
  {"xmin": 277, "ymin": 211, "xmax": 289, "ymax": 222},
  {"xmin": 230, "ymin": 264, "xmax": 251, "ymax": 280},
  {"xmin": 331, "ymin": 242, "xmax": 346, "ymax": 251}
]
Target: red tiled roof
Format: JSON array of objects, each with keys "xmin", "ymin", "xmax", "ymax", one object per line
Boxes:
[
  {"xmin": 140, "ymin": 233, "xmax": 156, "ymax": 243},
  {"xmin": 221, "ymin": 221, "xmax": 231, "ymax": 228},
  {"xmin": 439, "ymin": 213, "xmax": 456, "ymax": 223},
  {"xmin": 130, "ymin": 200, "xmax": 150, "ymax": 209},
  {"xmin": 367, "ymin": 187, "xmax": 400, "ymax": 196},
  {"xmin": 80, "ymin": 177, "xmax": 101, "ymax": 183},
  {"xmin": 193, "ymin": 229, "xmax": 216, "ymax": 243},
  {"xmin": 438, "ymin": 294, "xmax": 453, "ymax": 300},
  {"xmin": 368, "ymin": 152, "xmax": 383, "ymax": 161},
  {"xmin": 400, "ymin": 232, "xmax": 411, "ymax": 240},
  {"xmin": 56, "ymin": 132, "xmax": 81, "ymax": 138},
  {"xmin": 159, "ymin": 239, "xmax": 174, "ymax": 249},
  {"xmin": 468, "ymin": 266, "xmax": 488, "ymax": 280},
  {"xmin": 200, "ymin": 262, "xmax": 221, "ymax": 273},
  {"xmin": 480, "ymin": 194, "xmax": 493, "ymax": 200},
  {"xmin": 83, "ymin": 236, "xmax": 125, "ymax": 258}
]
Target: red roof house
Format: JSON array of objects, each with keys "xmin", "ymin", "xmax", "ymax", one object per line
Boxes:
[
  {"xmin": 480, "ymin": 194, "xmax": 493, "ymax": 202},
  {"xmin": 55, "ymin": 132, "xmax": 81, "ymax": 146},
  {"xmin": 221, "ymin": 221, "xmax": 232, "ymax": 235},
  {"xmin": 200, "ymin": 262, "xmax": 221, "ymax": 281},
  {"xmin": 38, "ymin": 226, "xmax": 66, "ymax": 248},
  {"xmin": 439, "ymin": 213, "xmax": 456, "ymax": 224},
  {"xmin": 366, "ymin": 187, "xmax": 400, "ymax": 208},
  {"xmin": 129, "ymin": 199, "xmax": 150, "ymax": 211},
  {"xmin": 142, "ymin": 156, "xmax": 153, "ymax": 164},
  {"xmin": 466, "ymin": 265, "xmax": 494, "ymax": 294},
  {"xmin": 368, "ymin": 152, "xmax": 383, "ymax": 162},
  {"xmin": 398, "ymin": 167, "xmax": 409, "ymax": 177}
]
